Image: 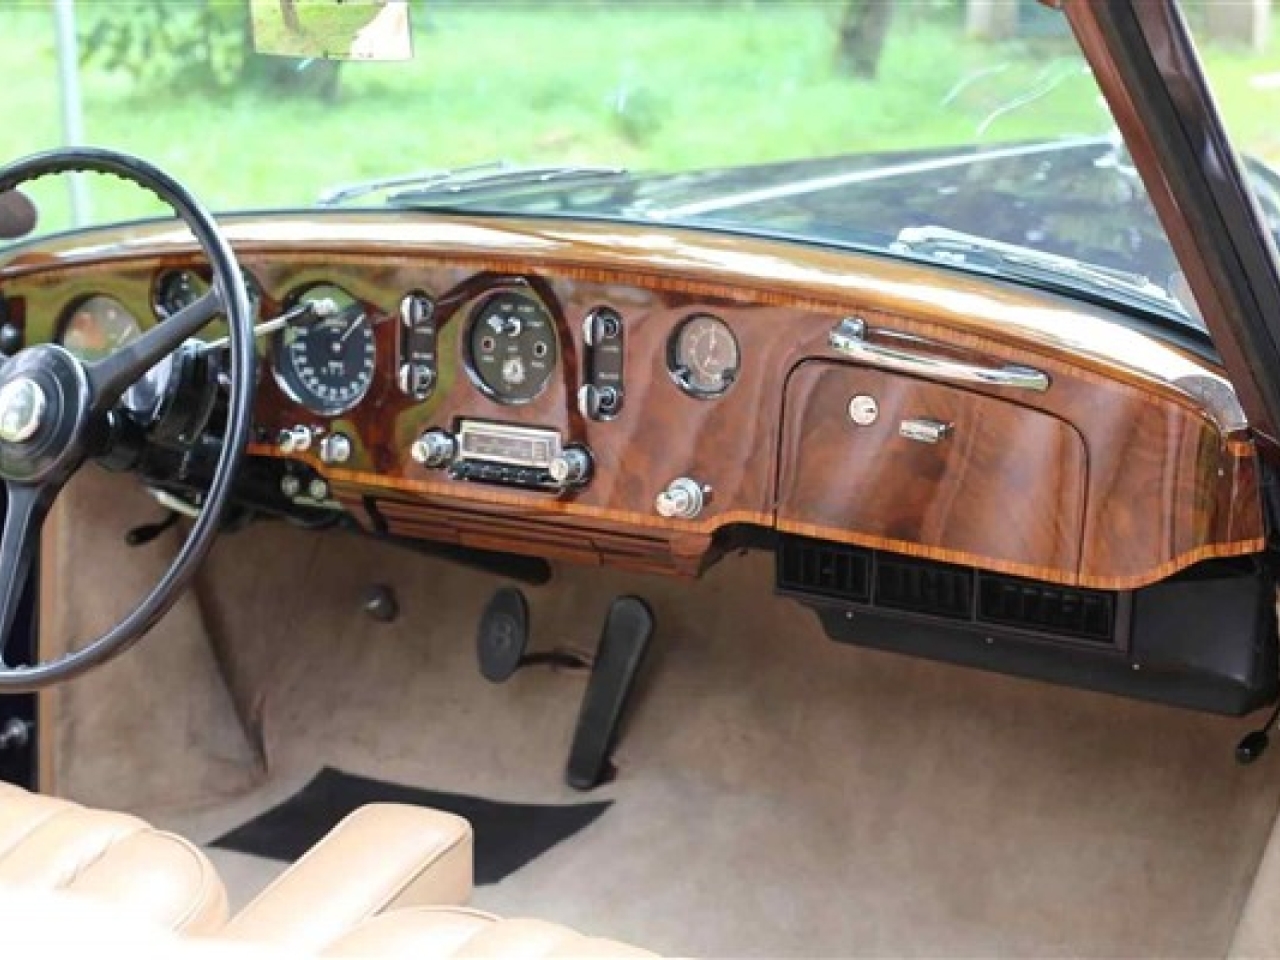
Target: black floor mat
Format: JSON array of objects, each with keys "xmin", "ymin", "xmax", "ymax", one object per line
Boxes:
[{"xmin": 211, "ymin": 767, "xmax": 611, "ymax": 885}]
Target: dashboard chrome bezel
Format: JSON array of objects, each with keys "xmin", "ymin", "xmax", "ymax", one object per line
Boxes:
[
  {"xmin": 666, "ymin": 312, "xmax": 740, "ymax": 399},
  {"xmin": 269, "ymin": 281, "xmax": 376, "ymax": 418},
  {"xmin": 462, "ymin": 286, "xmax": 560, "ymax": 406}
]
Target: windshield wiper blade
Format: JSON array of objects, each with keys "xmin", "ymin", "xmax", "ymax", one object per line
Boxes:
[
  {"xmin": 318, "ymin": 162, "xmax": 628, "ymax": 208},
  {"xmin": 891, "ymin": 225, "xmax": 1185, "ymax": 315}
]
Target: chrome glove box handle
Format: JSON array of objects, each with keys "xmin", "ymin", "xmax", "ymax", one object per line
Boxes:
[{"xmin": 828, "ymin": 317, "xmax": 1050, "ymax": 393}]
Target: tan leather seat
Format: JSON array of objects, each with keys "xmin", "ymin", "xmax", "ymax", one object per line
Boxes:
[
  {"xmin": 321, "ymin": 907, "xmax": 656, "ymax": 958},
  {"xmin": 0, "ymin": 782, "xmax": 659, "ymax": 957},
  {"xmin": 0, "ymin": 887, "xmax": 658, "ymax": 958},
  {"xmin": 0, "ymin": 780, "xmax": 228, "ymax": 934},
  {"xmin": 223, "ymin": 803, "xmax": 475, "ymax": 952}
]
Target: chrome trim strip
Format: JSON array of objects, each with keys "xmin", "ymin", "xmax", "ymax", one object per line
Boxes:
[{"xmin": 828, "ymin": 317, "xmax": 1050, "ymax": 393}]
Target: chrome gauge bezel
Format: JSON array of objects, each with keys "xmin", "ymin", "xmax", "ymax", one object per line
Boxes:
[
  {"xmin": 152, "ymin": 267, "xmax": 262, "ymax": 322},
  {"xmin": 56, "ymin": 293, "xmax": 143, "ymax": 362},
  {"xmin": 463, "ymin": 288, "xmax": 559, "ymax": 406},
  {"xmin": 270, "ymin": 282, "xmax": 376, "ymax": 417},
  {"xmin": 56, "ymin": 293, "xmax": 172, "ymax": 416},
  {"xmin": 667, "ymin": 313, "xmax": 741, "ymax": 398}
]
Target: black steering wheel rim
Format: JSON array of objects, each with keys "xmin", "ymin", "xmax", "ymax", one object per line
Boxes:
[{"xmin": 0, "ymin": 146, "xmax": 256, "ymax": 692}]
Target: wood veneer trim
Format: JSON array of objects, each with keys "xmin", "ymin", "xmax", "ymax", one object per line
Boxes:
[
  {"xmin": 5, "ymin": 225, "xmax": 1239, "ymax": 426},
  {"xmin": 776, "ymin": 519, "xmax": 1266, "ymax": 591}
]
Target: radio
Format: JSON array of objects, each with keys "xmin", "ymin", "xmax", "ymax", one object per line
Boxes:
[{"xmin": 410, "ymin": 420, "xmax": 592, "ymax": 493}]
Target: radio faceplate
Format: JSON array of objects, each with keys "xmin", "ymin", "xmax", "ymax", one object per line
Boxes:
[
  {"xmin": 456, "ymin": 421, "xmax": 562, "ymax": 468},
  {"xmin": 424, "ymin": 420, "xmax": 590, "ymax": 491}
]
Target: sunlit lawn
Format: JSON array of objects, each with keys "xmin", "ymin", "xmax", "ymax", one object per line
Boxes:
[{"xmin": 0, "ymin": 1, "xmax": 1277, "ymax": 234}]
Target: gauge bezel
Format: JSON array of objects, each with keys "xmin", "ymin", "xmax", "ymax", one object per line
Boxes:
[
  {"xmin": 463, "ymin": 287, "xmax": 559, "ymax": 406},
  {"xmin": 270, "ymin": 282, "xmax": 376, "ymax": 417},
  {"xmin": 667, "ymin": 313, "xmax": 740, "ymax": 399},
  {"xmin": 152, "ymin": 266, "xmax": 262, "ymax": 322},
  {"xmin": 56, "ymin": 293, "xmax": 143, "ymax": 363}
]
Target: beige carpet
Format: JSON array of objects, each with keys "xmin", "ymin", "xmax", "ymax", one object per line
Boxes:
[{"xmin": 42, "ymin": 470, "xmax": 1280, "ymax": 957}]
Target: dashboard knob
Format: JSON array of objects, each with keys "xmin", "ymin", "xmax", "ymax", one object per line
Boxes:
[
  {"xmin": 397, "ymin": 362, "xmax": 436, "ymax": 400},
  {"xmin": 656, "ymin": 477, "xmax": 709, "ymax": 519},
  {"xmin": 582, "ymin": 308, "xmax": 621, "ymax": 347},
  {"xmin": 577, "ymin": 384, "xmax": 619, "ymax": 420},
  {"xmin": 411, "ymin": 429, "xmax": 456, "ymax": 468},
  {"xmin": 277, "ymin": 425, "xmax": 312, "ymax": 454},
  {"xmin": 548, "ymin": 445, "xmax": 593, "ymax": 488},
  {"xmin": 319, "ymin": 432, "xmax": 352, "ymax": 465}
]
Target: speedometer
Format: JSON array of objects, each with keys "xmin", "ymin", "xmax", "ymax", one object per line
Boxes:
[{"xmin": 271, "ymin": 283, "xmax": 375, "ymax": 416}]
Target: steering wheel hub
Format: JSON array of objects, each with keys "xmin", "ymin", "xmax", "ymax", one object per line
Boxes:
[
  {"xmin": 0, "ymin": 345, "xmax": 90, "ymax": 485},
  {"xmin": 0, "ymin": 378, "xmax": 47, "ymax": 443}
]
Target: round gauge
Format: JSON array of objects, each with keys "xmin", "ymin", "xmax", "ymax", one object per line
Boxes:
[
  {"xmin": 59, "ymin": 294, "xmax": 172, "ymax": 414},
  {"xmin": 466, "ymin": 290, "xmax": 558, "ymax": 404},
  {"xmin": 668, "ymin": 314, "xmax": 740, "ymax": 397},
  {"xmin": 154, "ymin": 268, "xmax": 262, "ymax": 321},
  {"xmin": 271, "ymin": 283, "xmax": 375, "ymax": 416},
  {"xmin": 60, "ymin": 294, "xmax": 143, "ymax": 362}
]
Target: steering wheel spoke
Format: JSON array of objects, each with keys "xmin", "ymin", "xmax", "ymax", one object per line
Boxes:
[
  {"xmin": 0, "ymin": 481, "xmax": 52, "ymax": 665},
  {"xmin": 88, "ymin": 286, "xmax": 223, "ymax": 414}
]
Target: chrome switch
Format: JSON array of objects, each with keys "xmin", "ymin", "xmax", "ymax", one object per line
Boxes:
[
  {"xmin": 548, "ymin": 444, "xmax": 593, "ymax": 489},
  {"xmin": 277, "ymin": 425, "xmax": 312, "ymax": 454},
  {"xmin": 410, "ymin": 428, "xmax": 456, "ymax": 468},
  {"xmin": 319, "ymin": 432, "xmax": 352, "ymax": 464},
  {"xmin": 655, "ymin": 477, "xmax": 709, "ymax": 519}
]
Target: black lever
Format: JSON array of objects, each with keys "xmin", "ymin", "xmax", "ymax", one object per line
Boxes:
[
  {"xmin": 125, "ymin": 511, "xmax": 180, "ymax": 546},
  {"xmin": 1236, "ymin": 697, "xmax": 1280, "ymax": 764}
]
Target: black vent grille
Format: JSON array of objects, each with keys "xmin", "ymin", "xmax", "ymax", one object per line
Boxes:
[
  {"xmin": 977, "ymin": 574, "xmax": 1115, "ymax": 643},
  {"xmin": 777, "ymin": 535, "xmax": 1120, "ymax": 648},
  {"xmin": 777, "ymin": 537, "xmax": 871, "ymax": 603},
  {"xmin": 874, "ymin": 556, "xmax": 973, "ymax": 619}
]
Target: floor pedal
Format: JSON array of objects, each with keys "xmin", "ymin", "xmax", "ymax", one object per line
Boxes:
[
  {"xmin": 565, "ymin": 595, "xmax": 655, "ymax": 791},
  {"xmin": 477, "ymin": 587, "xmax": 530, "ymax": 683}
]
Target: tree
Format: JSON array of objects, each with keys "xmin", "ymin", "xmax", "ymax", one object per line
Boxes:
[{"xmin": 836, "ymin": 0, "xmax": 895, "ymax": 80}]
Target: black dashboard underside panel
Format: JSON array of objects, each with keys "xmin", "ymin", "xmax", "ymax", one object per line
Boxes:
[{"xmin": 778, "ymin": 536, "xmax": 1277, "ymax": 716}]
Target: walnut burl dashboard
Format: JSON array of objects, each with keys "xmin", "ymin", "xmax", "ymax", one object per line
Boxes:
[{"xmin": 0, "ymin": 213, "xmax": 1266, "ymax": 590}]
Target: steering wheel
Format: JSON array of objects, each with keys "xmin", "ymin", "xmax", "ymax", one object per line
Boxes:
[{"xmin": 0, "ymin": 147, "xmax": 256, "ymax": 692}]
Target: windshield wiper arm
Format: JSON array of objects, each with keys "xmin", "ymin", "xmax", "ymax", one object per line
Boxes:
[
  {"xmin": 318, "ymin": 162, "xmax": 628, "ymax": 207},
  {"xmin": 891, "ymin": 225, "xmax": 1184, "ymax": 315}
]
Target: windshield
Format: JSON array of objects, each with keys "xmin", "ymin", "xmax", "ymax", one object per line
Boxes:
[{"xmin": 4, "ymin": 1, "xmax": 1278, "ymax": 331}]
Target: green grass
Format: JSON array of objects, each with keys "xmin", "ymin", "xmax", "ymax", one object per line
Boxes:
[{"xmin": 0, "ymin": 1, "xmax": 1277, "ymax": 235}]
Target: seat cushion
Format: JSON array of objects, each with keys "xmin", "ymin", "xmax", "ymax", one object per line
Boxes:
[
  {"xmin": 0, "ymin": 780, "xmax": 228, "ymax": 934},
  {"xmin": 321, "ymin": 907, "xmax": 656, "ymax": 959},
  {"xmin": 224, "ymin": 803, "xmax": 474, "ymax": 952}
]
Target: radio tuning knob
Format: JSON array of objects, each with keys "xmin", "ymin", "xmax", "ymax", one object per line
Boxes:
[
  {"xmin": 410, "ymin": 428, "xmax": 456, "ymax": 468},
  {"xmin": 548, "ymin": 444, "xmax": 593, "ymax": 489},
  {"xmin": 656, "ymin": 477, "xmax": 709, "ymax": 519}
]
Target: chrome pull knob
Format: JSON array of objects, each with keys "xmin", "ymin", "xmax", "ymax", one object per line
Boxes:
[
  {"xmin": 548, "ymin": 444, "xmax": 593, "ymax": 489},
  {"xmin": 319, "ymin": 432, "xmax": 352, "ymax": 465},
  {"xmin": 577, "ymin": 384, "xmax": 619, "ymax": 420},
  {"xmin": 411, "ymin": 429, "xmax": 456, "ymax": 468},
  {"xmin": 397, "ymin": 362, "xmax": 436, "ymax": 400},
  {"xmin": 277, "ymin": 425, "xmax": 312, "ymax": 454},
  {"xmin": 656, "ymin": 477, "xmax": 708, "ymax": 519}
]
